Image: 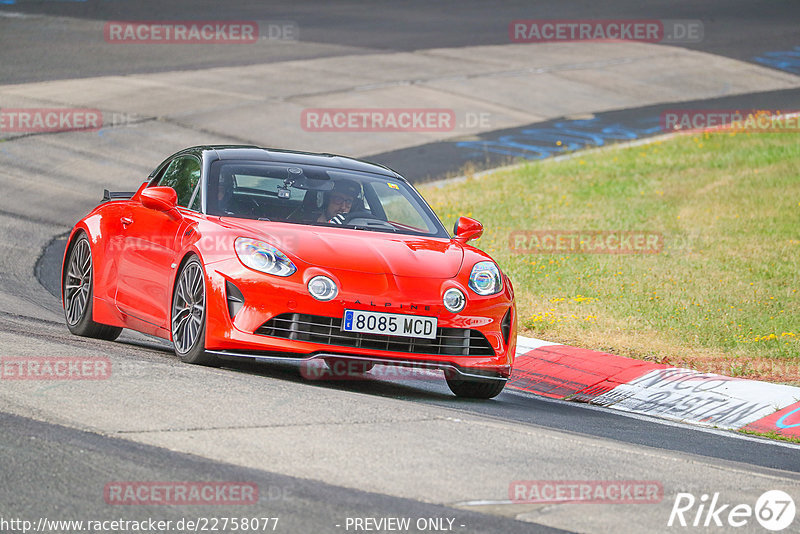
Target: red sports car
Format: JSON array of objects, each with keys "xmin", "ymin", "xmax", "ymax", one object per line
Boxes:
[{"xmin": 62, "ymin": 146, "xmax": 517, "ymax": 398}]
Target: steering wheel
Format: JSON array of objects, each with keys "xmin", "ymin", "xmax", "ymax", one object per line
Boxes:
[{"xmin": 342, "ymin": 210, "xmax": 396, "ymax": 230}]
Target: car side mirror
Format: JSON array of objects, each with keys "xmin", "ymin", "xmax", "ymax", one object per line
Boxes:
[
  {"xmin": 141, "ymin": 186, "xmax": 178, "ymax": 212},
  {"xmin": 453, "ymin": 216, "xmax": 483, "ymax": 243}
]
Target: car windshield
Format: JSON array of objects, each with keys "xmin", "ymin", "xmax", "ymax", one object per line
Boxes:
[{"xmin": 206, "ymin": 161, "xmax": 447, "ymax": 237}]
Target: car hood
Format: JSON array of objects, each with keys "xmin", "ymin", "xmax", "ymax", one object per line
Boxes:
[{"xmin": 218, "ymin": 218, "xmax": 464, "ymax": 278}]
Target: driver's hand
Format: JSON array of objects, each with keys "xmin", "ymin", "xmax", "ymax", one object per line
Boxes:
[{"xmin": 328, "ymin": 213, "xmax": 346, "ymax": 225}]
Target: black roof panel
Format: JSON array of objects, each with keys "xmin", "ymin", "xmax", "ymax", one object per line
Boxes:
[{"xmin": 186, "ymin": 145, "xmax": 400, "ymax": 179}]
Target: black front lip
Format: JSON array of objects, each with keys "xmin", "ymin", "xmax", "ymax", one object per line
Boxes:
[{"xmin": 207, "ymin": 349, "xmax": 509, "ymax": 382}]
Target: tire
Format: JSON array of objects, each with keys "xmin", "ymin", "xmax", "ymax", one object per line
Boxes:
[
  {"xmin": 446, "ymin": 375, "xmax": 506, "ymax": 399},
  {"xmin": 171, "ymin": 256, "xmax": 219, "ymax": 366},
  {"xmin": 63, "ymin": 234, "xmax": 122, "ymax": 341}
]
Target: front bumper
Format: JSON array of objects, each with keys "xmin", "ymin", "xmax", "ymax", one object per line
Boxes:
[
  {"xmin": 202, "ymin": 258, "xmax": 517, "ymax": 377},
  {"xmin": 207, "ymin": 350, "xmax": 510, "ymax": 382}
]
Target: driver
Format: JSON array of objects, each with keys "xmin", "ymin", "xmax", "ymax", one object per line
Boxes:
[{"xmin": 318, "ymin": 179, "xmax": 360, "ymax": 224}]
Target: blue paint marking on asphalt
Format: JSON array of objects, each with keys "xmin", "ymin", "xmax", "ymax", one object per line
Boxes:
[
  {"xmin": 776, "ymin": 406, "xmax": 800, "ymax": 429},
  {"xmin": 753, "ymin": 47, "xmax": 800, "ymax": 75},
  {"xmin": 455, "ymin": 116, "xmax": 662, "ymax": 160}
]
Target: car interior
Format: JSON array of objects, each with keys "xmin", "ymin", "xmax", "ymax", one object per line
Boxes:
[{"xmin": 215, "ymin": 165, "xmax": 381, "ymax": 224}]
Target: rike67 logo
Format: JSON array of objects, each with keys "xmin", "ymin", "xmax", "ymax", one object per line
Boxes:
[{"xmin": 668, "ymin": 490, "xmax": 795, "ymax": 531}]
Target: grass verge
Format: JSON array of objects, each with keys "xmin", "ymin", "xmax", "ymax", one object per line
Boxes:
[
  {"xmin": 419, "ymin": 131, "xmax": 799, "ymax": 384},
  {"xmin": 738, "ymin": 429, "xmax": 800, "ymax": 445}
]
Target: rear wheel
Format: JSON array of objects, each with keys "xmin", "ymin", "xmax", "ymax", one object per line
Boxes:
[
  {"xmin": 63, "ymin": 234, "xmax": 122, "ymax": 341},
  {"xmin": 446, "ymin": 375, "xmax": 506, "ymax": 399},
  {"xmin": 171, "ymin": 256, "xmax": 219, "ymax": 366}
]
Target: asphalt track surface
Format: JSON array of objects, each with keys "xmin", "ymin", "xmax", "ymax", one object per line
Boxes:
[
  {"xmin": 31, "ymin": 236, "xmax": 800, "ymax": 475},
  {"xmin": 2, "ymin": 412, "xmax": 568, "ymax": 534},
  {"xmin": 2, "ymin": 0, "xmax": 799, "ymax": 83},
  {"xmin": 3, "ymin": 2, "xmax": 800, "ymax": 533},
  {"xmin": 372, "ymin": 86, "xmax": 800, "ymax": 181}
]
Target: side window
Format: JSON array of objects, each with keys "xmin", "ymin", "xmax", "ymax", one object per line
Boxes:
[{"xmin": 156, "ymin": 156, "xmax": 201, "ymax": 208}]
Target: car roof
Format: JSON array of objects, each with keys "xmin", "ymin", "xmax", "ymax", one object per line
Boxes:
[{"xmin": 176, "ymin": 145, "xmax": 402, "ymax": 180}]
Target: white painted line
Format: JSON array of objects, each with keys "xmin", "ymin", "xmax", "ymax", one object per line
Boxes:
[
  {"xmin": 453, "ymin": 499, "xmax": 514, "ymax": 507},
  {"xmin": 0, "ymin": 12, "xmax": 34, "ymax": 19},
  {"xmin": 515, "ymin": 335, "xmax": 560, "ymax": 353}
]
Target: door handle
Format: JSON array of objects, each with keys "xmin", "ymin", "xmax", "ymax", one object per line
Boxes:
[{"xmin": 121, "ymin": 217, "xmax": 133, "ymax": 227}]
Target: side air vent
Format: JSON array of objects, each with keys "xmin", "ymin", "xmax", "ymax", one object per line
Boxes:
[
  {"xmin": 226, "ymin": 281, "xmax": 245, "ymax": 318},
  {"xmin": 501, "ymin": 308, "xmax": 512, "ymax": 345}
]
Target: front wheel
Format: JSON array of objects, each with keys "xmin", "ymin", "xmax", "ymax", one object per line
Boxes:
[
  {"xmin": 446, "ymin": 375, "xmax": 506, "ymax": 399},
  {"xmin": 171, "ymin": 256, "xmax": 218, "ymax": 366},
  {"xmin": 63, "ymin": 234, "xmax": 122, "ymax": 341}
]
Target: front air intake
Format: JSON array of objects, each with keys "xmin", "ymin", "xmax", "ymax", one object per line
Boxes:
[{"xmin": 255, "ymin": 313, "xmax": 495, "ymax": 357}]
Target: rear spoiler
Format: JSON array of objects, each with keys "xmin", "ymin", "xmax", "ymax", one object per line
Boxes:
[{"xmin": 102, "ymin": 189, "xmax": 136, "ymax": 202}]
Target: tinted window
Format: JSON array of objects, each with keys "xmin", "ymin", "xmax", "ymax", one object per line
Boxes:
[{"xmin": 157, "ymin": 156, "xmax": 201, "ymax": 208}]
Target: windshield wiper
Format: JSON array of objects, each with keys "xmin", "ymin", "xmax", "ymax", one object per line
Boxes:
[{"xmin": 348, "ymin": 224, "xmax": 398, "ymax": 233}]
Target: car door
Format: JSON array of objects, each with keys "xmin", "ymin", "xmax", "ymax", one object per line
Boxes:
[{"xmin": 115, "ymin": 155, "xmax": 202, "ymax": 330}]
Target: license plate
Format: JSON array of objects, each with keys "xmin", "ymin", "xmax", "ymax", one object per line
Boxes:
[{"xmin": 342, "ymin": 310, "xmax": 437, "ymax": 339}]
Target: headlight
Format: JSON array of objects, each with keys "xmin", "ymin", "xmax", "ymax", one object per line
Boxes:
[
  {"xmin": 308, "ymin": 275, "xmax": 338, "ymax": 301},
  {"xmin": 234, "ymin": 237, "xmax": 296, "ymax": 277},
  {"xmin": 443, "ymin": 288, "xmax": 466, "ymax": 312},
  {"xmin": 468, "ymin": 261, "xmax": 502, "ymax": 295}
]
